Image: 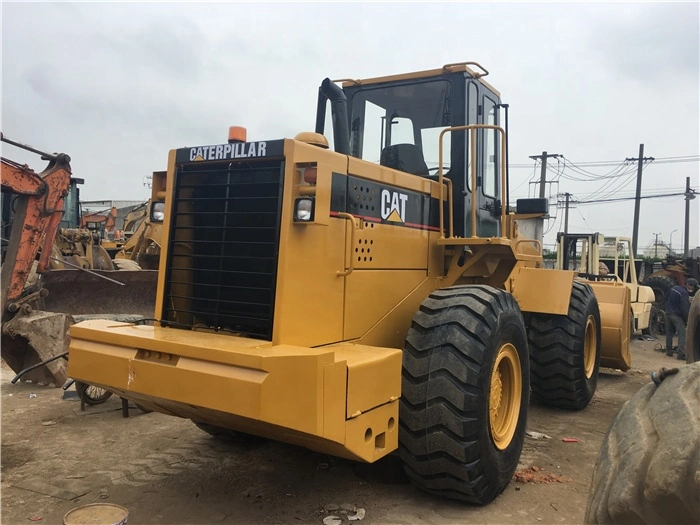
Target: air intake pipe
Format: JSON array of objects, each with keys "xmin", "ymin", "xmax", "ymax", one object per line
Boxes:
[{"xmin": 314, "ymin": 78, "xmax": 350, "ymax": 155}]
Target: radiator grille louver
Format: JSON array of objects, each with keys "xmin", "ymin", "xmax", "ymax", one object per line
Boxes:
[{"xmin": 162, "ymin": 160, "xmax": 284, "ymax": 339}]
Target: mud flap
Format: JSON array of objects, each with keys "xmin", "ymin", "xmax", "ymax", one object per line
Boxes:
[
  {"xmin": 1, "ymin": 309, "xmax": 73, "ymax": 386},
  {"xmin": 588, "ymin": 282, "xmax": 631, "ymax": 370},
  {"xmin": 37, "ymin": 269, "xmax": 158, "ymax": 318}
]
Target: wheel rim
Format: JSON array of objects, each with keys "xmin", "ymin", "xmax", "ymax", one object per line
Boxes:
[
  {"xmin": 86, "ymin": 385, "xmax": 108, "ymax": 400},
  {"xmin": 655, "ymin": 308, "xmax": 667, "ymax": 336},
  {"xmin": 489, "ymin": 343, "xmax": 522, "ymax": 451},
  {"xmin": 584, "ymin": 315, "xmax": 597, "ymax": 379}
]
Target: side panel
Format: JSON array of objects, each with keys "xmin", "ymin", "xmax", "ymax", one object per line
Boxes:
[
  {"xmin": 154, "ymin": 150, "xmax": 178, "ymax": 320},
  {"xmin": 357, "ymin": 276, "xmax": 441, "ymax": 349},
  {"xmin": 510, "ymin": 267, "xmax": 574, "ymax": 315},
  {"xmin": 341, "ymin": 157, "xmax": 438, "ymax": 345},
  {"xmin": 343, "ymin": 270, "xmax": 426, "ymax": 341},
  {"xmin": 273, "ymin": 140, "xmax": 348, "ymax": 347}
]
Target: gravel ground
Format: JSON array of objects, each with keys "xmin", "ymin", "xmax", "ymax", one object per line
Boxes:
[{"xmin": 0, "ymin": 336, "xmax": 682, "ymax": 524}]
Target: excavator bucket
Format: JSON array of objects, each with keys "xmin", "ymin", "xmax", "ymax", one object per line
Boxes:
[
  {"xmin": 3, "ymin": 269, "xmax": 157, "ymax": 386},
  {"xmin": 37, "ymin": 269, "xmax": 158, "ymax": 318},
  {"xmin": 2, "ymin": 310, "xmax": 73, "ymax": 385},
  {"xmin": 588, "ymin": 282, "xmax": 632, "ymax": 371}
]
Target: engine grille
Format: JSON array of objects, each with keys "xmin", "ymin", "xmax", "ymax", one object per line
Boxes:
[{"xmin": 162, "ymin": 160, "xmax": 284, "ymax": 339}]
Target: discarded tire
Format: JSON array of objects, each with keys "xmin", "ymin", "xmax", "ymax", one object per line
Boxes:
[
  {"xmin": 399, "ymin": 285, "xmax": 529, "ymax": 504},
  {"xmin": 527, "ymin": 281, "xmax": 602, "ymax": 410},
  {"xmin": 585, "ymin": 362, "xmax": 700, "ymax": 524}
]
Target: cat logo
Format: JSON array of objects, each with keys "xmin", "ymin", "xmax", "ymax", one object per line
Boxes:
[{"xmin": 381, "ymin": 189, "xmax": 408, "ymax": 223}]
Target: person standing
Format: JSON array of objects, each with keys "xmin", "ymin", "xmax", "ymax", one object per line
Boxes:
[{"xmin": 665, "ymin": 278, "xmax": 699, "ymax": 360}]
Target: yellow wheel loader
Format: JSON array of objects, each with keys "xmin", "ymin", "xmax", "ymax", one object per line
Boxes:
[
  {"xmin": 68, "ymin": 63, "xmax": 631, "ymax": 504},
  {"xmin": 556, "ymin": 232, "xmax": 656, "ymax": 369},
  {"xmin": 113, "ymin": 171, "xmax": 165, "ymax": 270}
]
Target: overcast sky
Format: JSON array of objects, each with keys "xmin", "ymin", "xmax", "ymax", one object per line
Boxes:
[{"xmin": 2, "ymin": 2, "xmax": 698, "ymax": 252}]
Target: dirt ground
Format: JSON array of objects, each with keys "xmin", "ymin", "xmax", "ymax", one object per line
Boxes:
[{"xmin": 0, "ymin": 336, "xmax": 684, "ymax": 525}]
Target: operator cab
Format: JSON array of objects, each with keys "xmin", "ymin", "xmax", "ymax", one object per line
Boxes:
[{"xmin": 317, "ymin": 62, "xmax": 505, "ymax": 238}]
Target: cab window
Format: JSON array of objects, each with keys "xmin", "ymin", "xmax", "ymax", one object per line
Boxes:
[
  {"xmin": 483, "ymin": 95, "xmax": 499, "ymax": 198},
  {"xmin": 348, "ymin": 80, "xmax": 453, "ymax": 175}
]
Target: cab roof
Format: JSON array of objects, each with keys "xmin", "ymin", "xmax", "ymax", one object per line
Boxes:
[{"xmin": 337, "ymin": 62, "xmax": 501, "ymax": 97}]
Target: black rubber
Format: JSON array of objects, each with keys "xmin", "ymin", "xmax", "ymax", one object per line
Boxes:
[
  {"xmin": 193, "ymin": 421, "xmax": 267, "ymax": 444},
  {"xmin": 643, "ymin": 274, "xmax": 676, "ymax": 307},
  {"xmin": 642, "ymin": 304, "xmax": 663, "ymax": 337},
  {"xmin": 527, "ymin": 281, "xmax": 601, "ymax": 410},
  {"xmin": 643, "ymin": 275, "xmax": 677, "ymax": 337},
  {"xmin": 399, "ymin": 285, "xmax": 529, "ymax": 504},
  {"xmin": 585, "ymin": 363, "xmax": 700, "ymax": 524}
]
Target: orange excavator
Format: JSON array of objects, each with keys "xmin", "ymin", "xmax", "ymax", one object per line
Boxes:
[
  {"xmin": 1, "ymin": 133, "xmax": 161, "ymax": 387},
  {"xmin": 1, "ymin": 133, "xmax": 74, "ymax": 385},
  {"xmin": 80, "ymin": 206, "xmax": 117, "ymax": 238}
]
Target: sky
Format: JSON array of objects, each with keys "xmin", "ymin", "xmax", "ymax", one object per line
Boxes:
[{"xmin": 2, "ymin": 2, "xmax": 699, "ymax": 253}]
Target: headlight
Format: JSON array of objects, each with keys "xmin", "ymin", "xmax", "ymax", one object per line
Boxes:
[
  {"xmin": 151, "ymin": 201, "xmax": 165, "ymax": 222},
  {"xmin": 294, "ymin": 197, "xmax": 315, "ymax": 222}
]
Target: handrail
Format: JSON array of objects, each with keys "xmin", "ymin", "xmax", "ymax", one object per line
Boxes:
[
  {"xmin": 442, "ymin": 62, "xmax": 489, "ymax": 78},
  {"xmin": 337, "ymin": 212, "xmax": 357, "ymax": 277},
  {"xmin": 515, "ymin": 239, "xmax": 543, "ymax": 256},
  {"xmin": 438, "ymin": 124, "xmax": 508, "ymax": 240}
]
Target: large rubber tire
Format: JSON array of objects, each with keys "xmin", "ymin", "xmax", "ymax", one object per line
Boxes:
[
  {"xmin": 641, "ymin": 304, "xmax": 661, "ymax": 337},
  {"xmin": 193, "ymin": 422, "xmax": 267, "ymax": 444},
  {"xmin": 643, "ymin": 274, "xmax": 676, "ymax": 337},
  {"xmin": 399, "ymin": 285, "xmax": 530, "ymax": 504},
  {"xmin": 643, "ymin": 274, "xmax": 676, "ymax": 307},
  {"xmin": 585, "ymin": 362, "xmax": 700, "ymax": 524},
  {"xmin": 527, "ymin": 281, "xmax": 602, "ymax": 410},
  {"xmin": 686, "ymin": 294, "xmax": 700, "ymax": 364},
  {"xmin": 648, "ymin": 303, "xmax": 667, "ymax": 337}
]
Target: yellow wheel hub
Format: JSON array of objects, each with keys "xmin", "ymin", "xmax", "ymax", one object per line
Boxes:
[
  {"xmin": 489, "ymin": 343, "xmax": 522, "ymax": 451},
  {"xmin": 584, "ymin": 315, "xmax": 597, "ymax": 379}
]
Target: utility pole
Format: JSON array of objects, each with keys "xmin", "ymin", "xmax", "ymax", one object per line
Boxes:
[
  {"xmin": 627, "ymin": 144, "xmax": 655, "ymax": 257},
  {"xmin": 556, "ymin": 192, "xmax": 576, "ymax": 235},
  {"xmin": 685, "ymin": 176, "xmax": 697, "ymax": 257},
  {"xmin": 529, "ymin": 151, "xmax": 561, "ymax": 198},
  {"xmin": 654, "ymin": 233, "xmax": 661, "ymax": 258},
  {"xmin": 670, "ymin": 229, "xmax": 678, "ymax": 255}
]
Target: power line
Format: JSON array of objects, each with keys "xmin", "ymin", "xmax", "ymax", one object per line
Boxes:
[
  {"xmin": 576, "ymin": 208, "xmax": 593, "ymax": 231},
  {"xmin": 509, "ymin": 154, "xmax": 699, "ymax": 168},
  {"xmin": 576, "ymin": 191, "xmax": 688, "ymax": 205}
]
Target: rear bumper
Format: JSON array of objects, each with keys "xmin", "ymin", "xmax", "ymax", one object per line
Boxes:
[{"xmin": 68, "ymin": 320, "xmax": 400, "ymax": 462}]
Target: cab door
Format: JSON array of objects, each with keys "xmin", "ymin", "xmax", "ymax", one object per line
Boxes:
[
  {"xmin": 476, "ymin": 91, "xmax": 501, "ymax": 237},
  {"xmin": 463, "ymin": 82, "xmax": 501, "ymax": 238}
]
